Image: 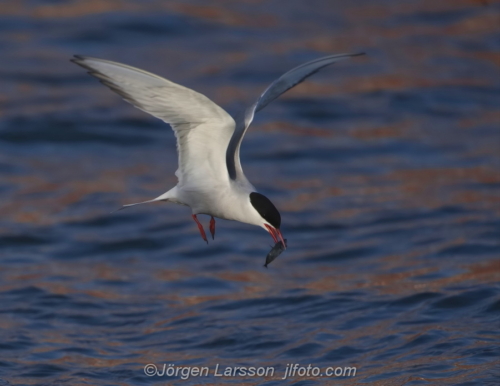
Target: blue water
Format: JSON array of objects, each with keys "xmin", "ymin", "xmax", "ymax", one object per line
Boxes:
[{"xmin": 0, "ymin": 1, "xmax": 499, "ymax": 385}]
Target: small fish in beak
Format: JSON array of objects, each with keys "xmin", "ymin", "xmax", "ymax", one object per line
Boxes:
[
  {"xmin": 264, "ymin": 224, "xmax": 286, "ymax": 249},
  {"xmin": 264, "ymin": 239, "xmax": 287, "ymax": 268}
]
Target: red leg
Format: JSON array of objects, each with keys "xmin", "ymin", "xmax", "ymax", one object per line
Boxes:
[
  {"xmin": 209, "ymin": 216, "xmax": 216, "ymax": 240},
  {"xmin": 192, "ymin": 214, "xmax": 208, "ymax": 244}
]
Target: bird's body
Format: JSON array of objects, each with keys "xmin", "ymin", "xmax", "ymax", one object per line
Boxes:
[
  {"xmin": 72, "ymin": 52, "xmax": 363, "ymax": 251},
  {"xmin": 167, "ymin": 179, "xmax": 255, "ymax": 223}
]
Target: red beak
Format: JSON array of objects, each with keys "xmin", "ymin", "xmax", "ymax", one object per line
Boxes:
[{"xmin": 264, "ymin": 224, "xmax": 286, "ymax": 249}]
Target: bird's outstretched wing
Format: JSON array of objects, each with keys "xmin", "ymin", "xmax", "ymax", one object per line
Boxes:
[
  {"xmin": 226, "ymin": 53, "xmax": 364, "ymax": 182},
  {"xmin": 72, "ymin": 56, "xmax": 235, "ymax": 186}
]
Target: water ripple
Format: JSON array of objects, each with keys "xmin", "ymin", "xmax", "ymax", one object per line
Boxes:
[{"xmin": 0, "ymin": 0, "xmax": 499, "ymax": 385}]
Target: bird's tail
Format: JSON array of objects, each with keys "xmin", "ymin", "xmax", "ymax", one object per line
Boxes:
[
  {"xmin": 111, "ymin": 190, "xmax": 175, "ymax": 213},
  {"xmin": 111, "ymin": 199, "xmax": 159, "ymax": 213}
]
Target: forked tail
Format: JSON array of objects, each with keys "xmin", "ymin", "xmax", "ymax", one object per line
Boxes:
[{"xmin": 111, "ymin": 188, "xmax": 178, "ymax": 213}]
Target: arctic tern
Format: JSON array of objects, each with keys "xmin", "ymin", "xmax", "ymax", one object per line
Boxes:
[{"xmin": 72, "ymin": 52, "xmax": 363, "ymax": 251}]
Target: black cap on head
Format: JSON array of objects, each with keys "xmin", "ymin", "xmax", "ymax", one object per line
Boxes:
[{"xmin": 249, "ymin": 192, "xmax": 281, "ymax": 228}]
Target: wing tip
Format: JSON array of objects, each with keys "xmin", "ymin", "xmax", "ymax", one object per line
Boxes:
[
  {"xmin": 70, "ymin": 54, "xmax": 86, "ymax": 64},
  {"xmin": 70, "ymin": 55, "xmax": 105, "ymax": 79},
  {"xmin": 71, "ymin": 55, "xmax": 103, "ymax": 68}
]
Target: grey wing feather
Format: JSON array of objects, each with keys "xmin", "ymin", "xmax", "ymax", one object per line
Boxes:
[
  {"xmin": 227, "ymin": 52, "xmax": 364, "ymax": 181},
  {"xmin": 254, "ymin": 53, "xmax": 364, "ymax": 114},
  {"xmin": 71, "ymin": 55, "xmax": 236, "ymax": 186}
]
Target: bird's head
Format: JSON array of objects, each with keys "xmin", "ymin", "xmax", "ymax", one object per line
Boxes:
[{"xmin": 249, "ymin": 192, "xmax": 285, "ymax": 248}]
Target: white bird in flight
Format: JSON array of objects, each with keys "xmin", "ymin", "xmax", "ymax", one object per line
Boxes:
[{"xmin": 72, "ymin": 52, "xmax": 363, "ymax": 250}]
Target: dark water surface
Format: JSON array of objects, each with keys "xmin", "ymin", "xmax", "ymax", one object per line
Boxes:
[{"xmin": 1, "ymin": 1, "xmax": 499, "ymax": 385}]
